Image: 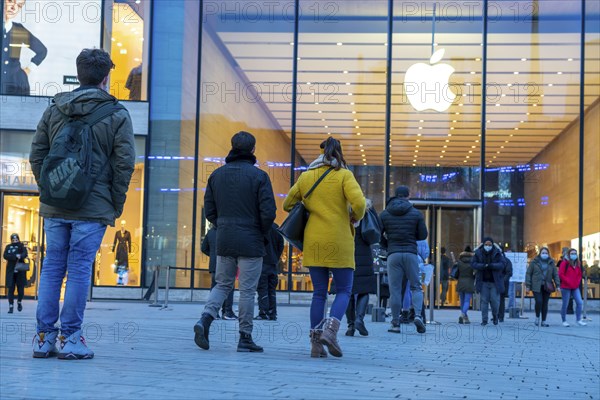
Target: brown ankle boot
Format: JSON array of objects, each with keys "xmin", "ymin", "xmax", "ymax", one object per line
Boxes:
[
  {"xmin": 309, "ymin": 329, "xmax": 327, "ymax": 358},
  {"xmin": 319, "ymin": 317, "xmax": 343, "ymax": 357}
]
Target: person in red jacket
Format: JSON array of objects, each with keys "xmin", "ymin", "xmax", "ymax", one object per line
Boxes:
[{"xmin": 558, "ymin": 248, "xmax": 586, "ymax": 327}]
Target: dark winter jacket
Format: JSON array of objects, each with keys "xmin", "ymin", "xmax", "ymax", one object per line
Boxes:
[
  {"xmin": 204, "ymin": 150, "xmax": 277, "ymax": 257},
  {"xmin": 379, "ymin": 198, "xmax": 428, "ymax": 256},
  {"xmin": 352, "ymin": 223, "xmax": 376, "ymax": 295},
  {"xmin": 502, "ymin": 252, "xmax": 513, "ymax": 293},
  {"xmin": 264, "ymin": 223, "xmax": 284, "ymax": 266},
  {"xmin": 29, "ymin": 87, "xmax": 135, "ymax": 226},
  {"xmin": 3, "ymin": 242, "xmax": 28, "ymax": 288},
  {"xmin": 201, "ymin": 227, "xmax": 217, "ymax": 273},
  {"xmin": 456, "ymin": 251, "xmax": 476, "ymax": 293},
  {"xmin": 526, "ymin": 256, "xmax": 559, "ymax": 293},
  {"xmin": 440, "ymin": 254, "xmax": 451, "ymax": 281},
  {"xmin": 471, "ymin": 244, "xmax": 505, "ymax": 294}
]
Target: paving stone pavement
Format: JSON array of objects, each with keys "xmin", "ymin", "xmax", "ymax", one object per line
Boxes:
[{"xmin": 0, "ymin": 300, "xmax": 598, "ymax": 400}]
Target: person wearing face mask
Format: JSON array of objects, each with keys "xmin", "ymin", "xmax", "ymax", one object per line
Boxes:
[
  {"xmin": 471, "ymin": 237, "xmax": 505, "ymax": 325},
  {"xmin": 558, "ymin": 249, "xmax": 587, "ymax": 327},
  {"xmin": 3, "ymin": 233, "xmax": 28, "ymax": 313},
  {"xmin": 525, "ymin": 247, "xmax": 560, "ymax": 326}
]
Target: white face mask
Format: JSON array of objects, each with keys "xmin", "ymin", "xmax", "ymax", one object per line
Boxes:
[{"xmin": 484, "ymin": 245, "xmax": 492, "ymax": 252}]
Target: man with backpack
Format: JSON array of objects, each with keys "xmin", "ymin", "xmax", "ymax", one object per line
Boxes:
[{"xmin": 29, "ymin": 49, "xmax": 135, "ymax": 359}]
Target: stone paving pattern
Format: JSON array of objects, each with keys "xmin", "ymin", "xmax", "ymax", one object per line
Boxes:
[{"xmin": 1, "ymin": 300, "xmax": 598, "ymax": 399}]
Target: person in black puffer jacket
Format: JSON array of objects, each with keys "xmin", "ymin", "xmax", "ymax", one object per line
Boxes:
[
  {"xmin": 379, "ymin": 186, "xmax": 428, "ymax": 334},
  {"xmin": 195, "ymin": 131, "xmax": 277, "ymax": 353},
  {"xmin": 3, "ymin": 233, "xmax": 28, "ymax": 313},
  {"xmin": 345, "ymin": 200, "xmax": 378, "ymax": 337},
  {"xmin": 471, "ymin": 237, "xmax": 505, "ymax": 326}
]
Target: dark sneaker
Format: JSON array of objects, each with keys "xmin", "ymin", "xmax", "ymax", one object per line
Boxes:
[
  {"xmin": 493, "ymin": 318, "xmax": 499, "ymax": 326},
  {"xmin": 355, "ymin": 320, "xmax": 369, "ymax": 336},
  {"xmin": 267, "ymin": 314, "xmax": 277, "ymax": 321},
  {"xmin": 399, "ymin": 310, "xmax": 409, "ymax": 324},
  {"xmin": 387, "ymin": 324, "xmax": 401, "ymax": 334},
  {"xmin": 481, "ymin": 321, "xmax": 488, "ymax": 326},
  {"xmin": 414, "ymin": 317, "xmax": 426, "ymax": 334},
  {"xmin": 7, "ymin": 305, "xmax": 13, "ymax": 314},
  {"xmin": 345, "ymin": 327, "xmax": 355, "ymax": 336},
  {"xmin": 17, "ymin": 302, "xmax": 22, "ymax": 312},
  {"xmin": 237, "ymin": 332, "xmax": 263, "ymax": 353},
  {"xmin": 32, "ymin": 331, "xmax": 59, "ymax": 358},
  {"xmin": 194, "ymin": 313, "xmax": 214, "ymax": 350},
  {"xmin": 541, "ymin": 322, "xmax": 550, "ymax": 327},
  {"xmin": 254, "ymin": 314, "xmax": 269, "ymax": 320},
  {"xmin": 58, "ymin": 330, "xmax": 94, "ymax": 360},
  {"xmin": 222, "ymin": 311, "xmax": 238, "ymax": 320},
  {"xmin": 408, "ymin": 309, "xmax": 415, "ymax": 323}
]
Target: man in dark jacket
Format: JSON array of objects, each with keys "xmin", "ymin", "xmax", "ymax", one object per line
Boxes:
[
  {"xmin": 471, "ymin": 237, "xmax": 505, "ymax": 325},
  {"xmin": 201, "ymin": 224, "xmax": 235, "ymax": 320},
  {"xmin": 194, "ymin": 131, "xmax": 276, "ymax": 353},
  {"xmin": 498, "ymin": 247, "xmax": 513, "ymax": 322},
  {"xmin": 255, "ymin": 223, "xmax": 284, "ymax": 321},
  {"xmin": 29, "ymin": 49, "xmax": 135, "ymax": 359},
  {"xmin": 440, "ymin": 247, "xmax": 451, "ymax": 306},
  {"xmin": 379, "ymin": 186, "xmax": 428, "ymax": 334}
]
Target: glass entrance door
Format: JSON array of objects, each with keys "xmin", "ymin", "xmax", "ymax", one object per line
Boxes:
[
  {"xmin": 415, "ymin": 203, "xmax": 481, "ymax": 308},
  {"xmin": 1, "ymin": 193, "xmax": 44, "ymax": 299}
]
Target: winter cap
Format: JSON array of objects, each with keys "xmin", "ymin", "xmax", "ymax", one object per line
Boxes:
[
  {"xmin": 10, "ymin": 233, "xmax": 20, "ymax": 241},
  {"xmin": 483, "ymin": 237, "xmax": 494, "ymax": 244},
  {"xmin": 395, "ymin": 186, "xmax": 410, "ymax": 198}
]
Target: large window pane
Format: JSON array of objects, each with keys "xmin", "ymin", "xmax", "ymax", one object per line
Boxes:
[
  {"xmin": 391, "ymin": 1, "xmax": 483, "ymax": 200},
  {"xmin": 195, "ymin": 1, "xmax": 294, "ymax": 290},
  {"xmin": 484, "ymin": 2, "xmax": 581, "ymax": 269}
]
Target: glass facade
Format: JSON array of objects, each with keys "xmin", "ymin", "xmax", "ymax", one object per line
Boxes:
[{"xmin": 1, "ymin": 0, "xmax": 599, "ymax": 302}]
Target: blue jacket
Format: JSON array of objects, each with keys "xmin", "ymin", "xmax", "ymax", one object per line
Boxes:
[{"xmin": 471, "ymin": 244, "xmax": 505, "ymax": 294}]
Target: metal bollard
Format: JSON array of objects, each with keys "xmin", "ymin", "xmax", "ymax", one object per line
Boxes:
[
  {"xmin": 371, "ymin": 272, "xmax": 386, "ymax": 322},
  {"xmin": 160, "ymin": 266, "xmax": 172, "ymax": 310},
  {"xmin": 583, "ymin": 279, "xmax": 592, "ymax": 321},
  {"xmin": 149, "ymin": 266, "xmax": 161, "ymax": 307},
  {"xmin": 427, "ymin": 280, "xmax": 440, "ymax": 325}
]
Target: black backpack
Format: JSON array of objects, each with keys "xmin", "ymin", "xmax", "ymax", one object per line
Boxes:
[{"xmin": 39, "ymin": 101, "xmax": 124, "ymax": 210}]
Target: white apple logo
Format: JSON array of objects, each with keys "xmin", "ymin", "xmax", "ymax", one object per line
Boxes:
[{"xmin": 404, "ymin": 48, "xmax": 456, "ymax": 112}]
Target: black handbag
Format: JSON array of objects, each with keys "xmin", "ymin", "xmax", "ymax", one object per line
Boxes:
[
  {"xmin": 278, "ymin": 167, "xmax": 334, "ymax": 250},
  {"xmin": 14, "ymin": 258, "xmax": 30, "ymax": 272},
  {"xmin": 360, "ymin": 208, "xmax": 382, "ymax": 245}
]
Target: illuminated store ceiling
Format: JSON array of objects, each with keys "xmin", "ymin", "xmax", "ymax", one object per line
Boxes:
[{"xmin": 213, "ymin": 1, "xmax": 600, "ymax": 168}]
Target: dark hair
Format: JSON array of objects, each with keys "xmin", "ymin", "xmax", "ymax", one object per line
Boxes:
[
  {"xmin": 441, "ymin": 247, "xmax": 446, "ymax": 254},
  {"xmin": 10, "ymin": 233, "xmax": 20, "ymax": 241},
  {"xmin": 76, "ymin": 49, "xmax": 115, "ymax": 86},
  {"xmin": 231, "ymin": 131, "xmax": 256, "ymax": 152},
  {"xmin": 464, "ymin": 245, "xmax": 472, "ymax": 252},
  {"xmin": 320, "ymin": 137, "xmax": 346, "ymax": 170}
]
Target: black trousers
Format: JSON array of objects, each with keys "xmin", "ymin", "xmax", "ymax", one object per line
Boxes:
[
  {"xmin": 7, "ymin": 271, "xmax": 25, "ymax": 304},
  {"xmin": 345, "ymin": 293, "xmax": 369, "ymax": 327},
  {"xmin": 533, "ymin": 288, "xmax": 551, "ymax": 321},
  {"xmin": 499, "ymin": 293, "xmax": 507, "ymax": 320},
  {"xmin": 210, "ymin": 272, "xmax": 233, "ymax": 313},
  {"xmin": 257, "ymin": 264, "xmax": 278, "ymax": 318}
]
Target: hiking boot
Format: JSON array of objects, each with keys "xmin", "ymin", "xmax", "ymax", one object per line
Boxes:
[
  {"xmin": 7, "ymin": 304, "xmax": 13, "ymax": 314},
  {"xmin": 319, "ymin": 317, "xmax": 343, "ymax": 357},
  {"xmin": 388, "ymin": 323, "xmax": 401, "ymax": 334},
  {"xmin": 309, "ymin": 329, "xmax": 327, "ymax": 358},
  {"xmin": 222, "ymin": 311, "xmax": 238, "ymax": 320},
  {"xmin": 32, "ymin": 331, "xmax": 59, "ymax": 358},
  {"xmin": 194, "ymin": 313, "xmax": 214, "ymax": 350},
  {"xmin": 414, "ymin": 317, "xmax": 426, "ymax": 334},
  {"xmin": 237, "ymin": 332, "xmax": 263, "ymax": 353},
  {"xmin": 17, "ymin": 302, "xmax": 22, "ymax": 312},
  {"xmin": 58, "ymin": 330, "xmax": 94, "ymax": 360}
]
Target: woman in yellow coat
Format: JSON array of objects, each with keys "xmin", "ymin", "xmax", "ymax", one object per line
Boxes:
[{"xmin": 283, "ymin": 137, "xmax": 366, "ymax": 358}]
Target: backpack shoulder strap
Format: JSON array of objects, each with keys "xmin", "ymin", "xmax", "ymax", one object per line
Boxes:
[
  {"xmin": 81, "ymin": 102, "xmax": 125, "ymax": 126},
  {"xmin": 303, "ymin": 167, "xmax": 334, "ymax": 200}
]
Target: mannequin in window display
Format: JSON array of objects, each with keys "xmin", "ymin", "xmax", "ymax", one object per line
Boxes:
[
  {"xmin": 112, "ymin": 220, "xmax": 132, "ymax": 285},
  {"xmin": 2, "ymin": 0, "xmax": 48, "ymax": 95}
]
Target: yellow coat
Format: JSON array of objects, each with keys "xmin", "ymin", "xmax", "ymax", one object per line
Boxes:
[{"xmin": 283, "ymin": 166, "xmax": 366, "ymax": 269}]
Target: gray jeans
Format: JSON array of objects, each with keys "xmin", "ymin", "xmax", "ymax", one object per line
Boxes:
[
  {"xmin": 480, "ymin": 281, "xmax": 500, "ymax": 323},
  {"xmin": 387, "ymin": 252, "xmax": 423, "ymax": 324},
  {"xmin": 203, "ymin": 256, "xmax": 263, "ymax": 334}
]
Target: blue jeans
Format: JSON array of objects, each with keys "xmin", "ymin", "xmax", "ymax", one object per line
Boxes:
[
  {"xmin": 479, "ymin": 282, "xmax": 500, "ymax": 323},
  {"xmin": 309, "ymin": 267, "xmax": 353, "ymax": 328},
  {"xmin": 561, "ymin": 288, "xmax": 583, "ymax": 321},
  {"xmin": 459, "ymin": 292, "xmax": 472, "ymax": 315},
  {"xmin": 36, "ymin": 218, "xmax": 107, "ymax": 337}
]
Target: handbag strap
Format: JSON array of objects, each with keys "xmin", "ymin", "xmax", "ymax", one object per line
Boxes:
[{"xmin": 303, "ymin": 167, "xmax": 334, "ymax": 200}]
